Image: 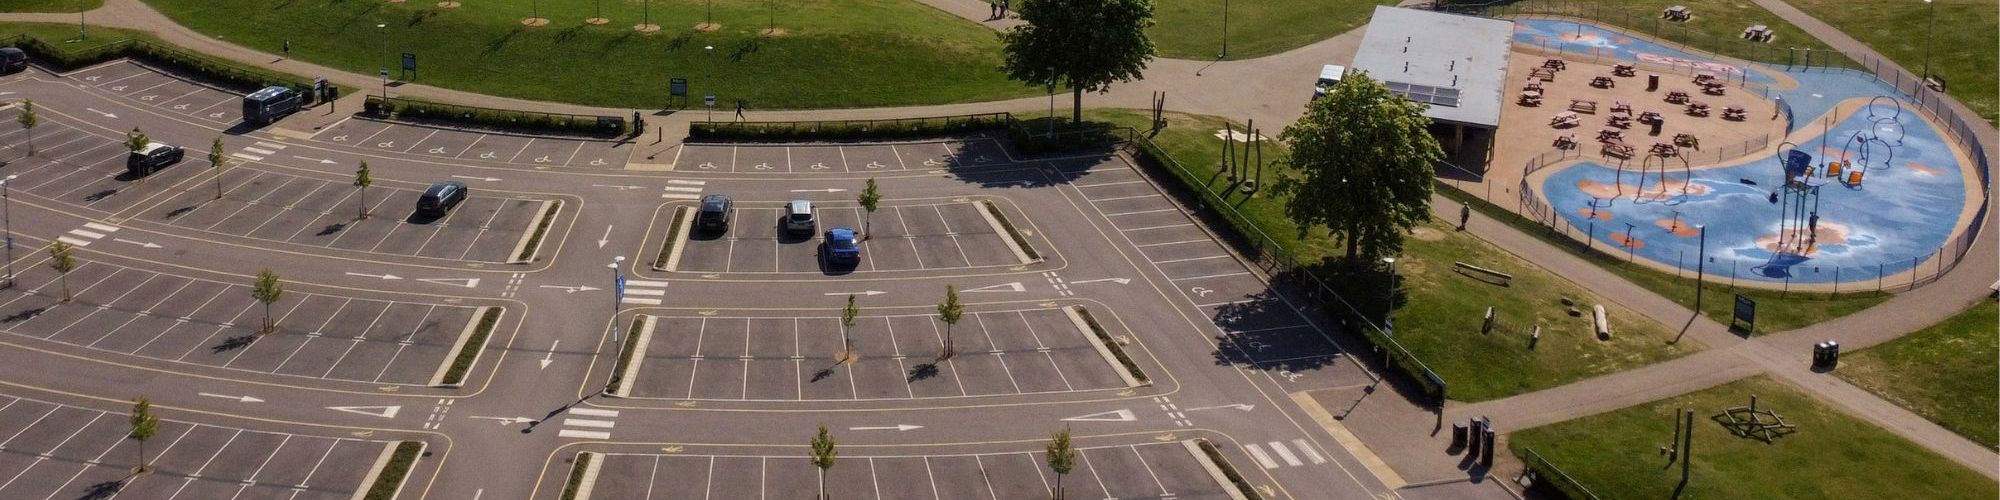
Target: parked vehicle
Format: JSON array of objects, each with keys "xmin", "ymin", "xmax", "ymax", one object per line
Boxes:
[
  {"xmin": 417, "ymin": 181, "xmax": 468, "ymax": 216},
  {"xmin": 1313, "ymin": 64, "xmax": 1346, "ymax": 99},
  {"xmin": 242, "ymin": 86, "xmax": 303, "ymax": 125},
  {"xmin": 783, "ymin": 200, "xmax": 816, "ymax": 235},
  {"xmin": 823, "ymin": 227, "xmax": 860, "ymax": 265},
  {"xmin": 0, "ymin": 48, "xmax": 27, "ymax": 75},
  {"xmin": 697, "ymin": 194, "xmax": 733, "ymax": 233},
  {"xmin": 125, "ymin": 142, "xmax": 185, "ymax": 177}
]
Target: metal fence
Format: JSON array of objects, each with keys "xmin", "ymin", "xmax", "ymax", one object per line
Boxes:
[
  {"xmin": 1520, "ymin": 447, "xmax": 1603, "ymax": 500},
  {"xmin": 1441, "ymin": 0, "xmax": 1845, "ymax": 67},
  {"xmin": 1510, "ymin": 40, "xmax": 1772, "ymax": 95}
]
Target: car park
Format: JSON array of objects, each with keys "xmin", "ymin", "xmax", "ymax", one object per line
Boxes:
[
  {"xmin": 823, "ymin": 226, "xmax": 860, "ymax": 265},
  {"xmin": 783, "ymin": 200, "xmax": 816, "ymax": 235},
  {"xmin": 417, "ymin": 181, "xmax": 468, "ymax": 216},
  {"xmin": 125, "ymin": 142, "xmax": 185, "ymax": 177},
  {"xmin": 697, "ymin": 194, "xmax": 733, "ymax": 233}
]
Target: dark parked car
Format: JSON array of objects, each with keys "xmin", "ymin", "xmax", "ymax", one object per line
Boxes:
[
  {"xmin": 0, "ymin": 48, "xmax": 26, "ymax": 75},
  {"xmin": 823, "ymin": 227, "xmax": 860, "ymax": 265},
  {"xmin": 417, "ymin": 181, "xmax": 468, "ymax": 216},
  {"xmin": 242, "ymin": 85, "xmax": 304, "ymax": 125},
  {"xmin": 126, "ymin": 142, "xmax": 185, "ymax": 177},
  {"xmin": 697, "ymin": 194, "xmax": 732, "ymax": 233}
]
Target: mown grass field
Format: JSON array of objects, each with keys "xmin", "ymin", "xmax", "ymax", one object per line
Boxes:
[
  {"xmin": 1148, "ymin": 0, "xmax": 1392, "ymax": 60},
  {"xmin": 0, "ymin": 0, "xmax": 100, "ymax": 13},
  {"xmin": 1783, "ymin": 0, "xmax": 1996, "ymax": 123},
  {"xmin": 1837, "ymin": 300, "xmax": 1998, "ymax": 449}
]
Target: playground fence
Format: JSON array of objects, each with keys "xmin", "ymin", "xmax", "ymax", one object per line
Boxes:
[
  {"xmin": 1440, "ymin": 0, "xmax": 1850, "ymax": 69},
  {"xmin": 1519, "ymin": 447, "xmax": 1603, "ymax": 500}
]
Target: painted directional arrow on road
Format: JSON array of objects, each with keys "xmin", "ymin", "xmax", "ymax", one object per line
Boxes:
[
  {"xmin": 451, "ymin": 175, "xmax": 502, "ymax": 182},
  {"xmin": 822, "ymin": 291, "xmax": 886, "ymax": 296},
  {"xmin": 540, "ymin": 285, "xmax": 601, "ymax": 293},
  {"xmin": 84, "ymin": 108, "xmax": 117, "ymax": 119},
  {"xmin": 1069, "ymin": 278, "xmax": 1131, "ymax": 285},
  {"xmin": 597, "ymin": 225, "xmax": 614, "ymax": 248},
  {"xmin": 592, "ymin": 184, "xmax": 645, "ymax": 190},
  {"xmin": 416, "ymin": 278, "xmax": 480, "ymax": 288},
  {"xmin": 848, "ymin": 424, "xmax": 923, "ymax": 432},
  {"xmin": 789, "ymin": 188, "xmax": 847, "ymax": 193},
  {"xmin": 540, "ymin": 340, "xmax": 560, "ymax": 370},
  {"xmin": 963, "ymin": 282, "xmax": 1025, "ymax": 293},
  {"xmin": 1062, "ymin": 409, "xmax": 1137, "ymax": 422},
  {"xmin": 469, "ymin": 416, "xmax": 536, "ymax": 425},
  {"xmin": 198, "ymin": 392, "xmax": 263, "ymax": 403},
  {"xmin": 326, "ymin": 405, "xmax": 401, "ymax": 418},
  {"xmin": 1184, "ymin": 403, "xmax": 1255, "ymax": 412},
  {"xmin": 346, "ymin": 272, "xmax": 403, "ymax": 280},
  {"xmin": 293, "ymin": 156, "xmax": 338, "ymax": 165},
  {"xmin": 112, "ymin": 238, "xmax": 163, "ymax": 249}
]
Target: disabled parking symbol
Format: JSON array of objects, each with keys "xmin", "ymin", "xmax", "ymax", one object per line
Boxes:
[
  {"xmin": 377, "ymin": 141, "xmax": 395, "ymax": 148},
  {"xmin": 139, "ymin": 95, "xmax": 157, "ymax": 101},
  {"xmin": 172, "ymin": 104, "xmax": 190, "ymax": 110},
  {"xmin": 753, "ymin": 162, "xmax": 772, "ymax": 170},
  {"xmin": 809, "ymin": 162, "xmax": 828, "ymax": 170},
  {"xmin": 331, "ymin": 135, "xmax": 349, "ymax": 142},
  {"xmin": 865, "ymin": 161, "xmax": 886, "ymax": 169},
  {"xmin": 697, "ymin": 162, "xmax": 717, "ymax": 170},
  {"xmin": 479, "ymin": 152, "xmax": 497, "ymax": 159},
  {"xmin": 84, "ymin": 76, "xmax": 99, "ymax": 81},
  {"xmin": 589, "ymin": 158, "xmax": 607, "ymax": 166},
  {"xmin": 429, "ymin": 147, "xmax": 447, "ymax": 154},
  {"xmin": 1190, "ymin": 286, "xmax": 1213, "ymax": 297},
  {"xmin": 110, "ymin": 85, "xmax": 126, "ymax": 91},
  {"xmin": 923, "ymin": 159, "xmax": 944, "ymax": 167},
  {"xmin": 209, "ymin": 112, "xmax": 225, "ymax": 119},
  {"xmin": 534, "ymin": 156, "xmax": 551, "ymax": 163}
]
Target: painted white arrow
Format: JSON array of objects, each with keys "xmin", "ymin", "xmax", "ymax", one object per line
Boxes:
[
  {"xmin": 326, "ymin": 405, "xmax": 401, "ymax": 418},
  {"xmin": 963, "ymin": 282, "xmax": 1025, "ymax": 293},
  {"xmin": 591, "ymin": 184, "xmax": 645, "ymax": 190},
  {"xmin": 416, "ymin": 277, "xmax": 480, "ymax": 288},
  {"xmin": 789, "ymin": 188, "xmax": 848, "ymax": 193},
  {"xmin": 84, "ymin": 108, "xmax": 117, "ymax": 119},
  {"xmin": 1069, "ymin": 278, "xmax": 1131, "ymax": 285},
  {"xmin": 848, "ymin": 424, "xmax": 923, "ymax": 432},
  {"xmin": 1062, "ymin": 409, "xmax": 1137, "ymax": 422},
  {"xmin": 451, "ymin": 175, "xmax": 502, "ymax": 182},
  {"xmin": 822, "ymin": 290, "xmax": 886, "ymax": 296},
  {"xmin": 469, "ymin": 416, "xmax": 536, "ymax": 425},
  {"xmin": 1183, "ymin": 403, "xmax": 1255, "ymax": 412},
  {"xmin": 597, "ymin": 225, "xmax": 614, "ymax": 248},
  {"xmin": 346, "ymin": 272, "xmax": 403, "ymax": 280},
  {"xmin": 292, "ymin": 156, "xmax": 338, "ymax": 165},
  {"xmin": 540, "ymin": 340, "xmax": 560, "ymax": 370},
  {"xmin": 539, "ymin": 285, "xmax": 601, "ymax": 293},
  {"xmin": 198, "ymin": 392, "xmax": 263, "ymax": 403},
  {"xmin": 0, "ymin": 92, "xmax": 15, "ymax": 96},
  {"xmin": 112, "ymin": 238, "xmax": 163, "ymax": 249}
]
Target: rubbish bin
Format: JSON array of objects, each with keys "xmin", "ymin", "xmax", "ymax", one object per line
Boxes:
[
  {"xmin": 1647, "ymin": 74, "xmax": 1660, "ymax": 92},
  {"xmin": 1451, "ymin": 422, "xmax": 1468, "ymax": 450}
]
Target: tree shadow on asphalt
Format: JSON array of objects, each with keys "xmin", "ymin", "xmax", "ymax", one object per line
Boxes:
[
  {"xmin": 1207, "ymin": 286, "xmax": 1340, "ymax": 374},
  {"xmin": 2, "ymin": 306, "xmax": 46, "ymax": 323},
  {"xmin": 210, "ymin": 334, "xmax": 257, "ymax": 353},
  {"xmin": 75, "ymin": 479, "xmax": 122, "ymax": 500},
  {"xmin": 907, "ymin": 362, "xmax": 939, "ymax": 382}
]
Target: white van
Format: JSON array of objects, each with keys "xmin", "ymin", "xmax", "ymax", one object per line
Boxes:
[{"xmin": 1314, "ymin": 64, "xmax": 1346, "ymax": 99}]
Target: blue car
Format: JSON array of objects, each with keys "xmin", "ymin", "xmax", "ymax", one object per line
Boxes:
[{"xmin": 823, "ymin": 227, "xmax": 861, "ymax": 265}]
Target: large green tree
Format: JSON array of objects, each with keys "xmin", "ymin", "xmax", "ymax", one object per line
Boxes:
[
  {"xmin": 1001, "ymin": 0, "xmax": 1156, "ymax": 124},
  {"xmin": 1274, "ymin": 72, "xmax": 1441, "ymax": 264}
]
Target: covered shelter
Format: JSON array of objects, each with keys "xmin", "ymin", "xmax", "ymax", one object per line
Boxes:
[{"xmin": 1348, "ymin": 6, "xmax": 1513, "ymax": 169}]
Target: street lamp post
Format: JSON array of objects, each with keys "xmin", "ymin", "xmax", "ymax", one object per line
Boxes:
[
  {"xmin": 1693, "ymin": 224, "xmax": 1707, "ymax": 310},
  {"xmin": 1, "ymin": 175, "xmax": 16, "ymax": 289},
  {"xmin": 609, "ymin": 256, "xmax": 626, "ymax": 342},
  {"xmin": 376, "ymin": 24, "xmax": 388, "ymax": 99},
  {"xmin": 1046, "ymin": 66, "xmax": 1057, "ymax": 135},
  {"xmin": 1382, "ymin": 256, "xmax": 1398, "ymax": 335},
  {"xmin": 1920, "ymin": 0, "xmax": 1937, "ymax": 81},
  {"xmin": 1219, "ymin": 0, "xmax": 1229, "ymax": 59},
  {"xmin": 705, "ymin": 45, "xmax": 716, "ymax": 122}
]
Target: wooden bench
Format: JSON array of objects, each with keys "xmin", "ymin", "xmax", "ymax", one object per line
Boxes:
[{"xmin": 1454, "ymin": 261, "xmax": 1513, "ymax": 286}]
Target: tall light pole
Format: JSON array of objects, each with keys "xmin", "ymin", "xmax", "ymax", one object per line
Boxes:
[
  {"xmin": 1920, "ymin": 0, "xmax": 1937, "ymax": 81},
  {"xmin": 1219, "ymin": 0, "xmax": 1229, "ymax": 59},
  {"xmin": 704, "ymin": 45, "xmax": 716, "ymax": 122},
  {"xmin": 1, "ymin": 175, "xmax": 16, "ymax": 289},
  {"xmin": 1382, "ymin": 256, "xmax": 1398, "ymax": 336},
  {"xmin": 376, "ymin": 23, "xmax": 388, "ymax": 99},
  {"xmin": 1693, "ymin": 224, "xmax": 1707, "ymax": 310},
  {"xmin": 609, "ymin": 256, "xmax": 626, "ymax": 342}
]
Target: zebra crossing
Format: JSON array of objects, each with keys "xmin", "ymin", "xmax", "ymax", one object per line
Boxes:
[
  {"xmin": 619, "ymin": 279, "xmax": 669, "ymax": 306},
  {"xmin": 231, "ymin": 141, "xmax": 288, "ymax": 162},
  {"xmin": 1242, "ymin": 439, "xmax": 1328, "ymax": 469},
  {"xmin": 662, "ymin": 179, "xmax": 704, "ymax": 200},
  {"xmin": 557, "ymin": 407, "xmax": 620, "ymax": 440},
  {"xmin": 55, "ymin": 222, "xmax": 119, "ymax": 247}
]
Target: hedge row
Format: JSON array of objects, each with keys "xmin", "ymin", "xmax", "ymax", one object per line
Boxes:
[
  {"xmin": 439, "ymin": 307, "xmax": 503, "ymax": 386},
  {"xmin": 2, "ymin": 35, "xmax": 336, "ymax": 102},
  {"xmin": 1196, "ymin": 439, "xmax": 1264, "ymax": 500},
  {"xmin": 653, "ymin": 206, "xmax": 688, "ymax": 270},
  {"xmin": 1072, "ymin": 306, "xmax": 1148, "ymax": 384},
  {"xmin": 363, "ymin": 96, "xmax": 628, "ymax": 138},
  {"xmin": 604, "ymin": 315, "xmax": 649, "ymax": 394},
  {"xmin": 688, "ymin": 114, "xmax": 1008, "ymax": 141}
]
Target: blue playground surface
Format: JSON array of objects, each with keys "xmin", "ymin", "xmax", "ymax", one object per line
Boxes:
[
  {"xmin": 1529, "ymin": 22, "xmax": 1977, "ymax": 285},
  {"xmin": 1513, "ymin": 19, "xmax": 1778, "ymax": 85}
]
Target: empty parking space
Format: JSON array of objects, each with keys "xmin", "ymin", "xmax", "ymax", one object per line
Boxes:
[
  {"xmin": 0, "ymin": 257, "xmax": 488, "ymax": 386},
  {"xmin": 623, "ymin": 307, "xmax": 1130, "ymax": 401},
  {"xmin": 0, "ymin": 113, "xmax": 216, "ymax": 214},
  {"xmin": 580, "ymin": 442, "xmax": 1228, "ymax": 500},
  {"xmin": 307, "ymin": 118, "xmax": 631, "ymax": 169},
  {"xmin": 136, "ymin": 166, "xmax": 547, "ymax": 262},
  {"xmin": 672, "ymin": 139, "xmax": 1010, "ymax": 174},
  {"xmin": 675, "ymin": 201, "xmax": 1023, "ymax": 274},
  {"xmin": 0, "ymin": 392, "xmax": 397, "ymax": 500},
  {"xmin": 64, "ymin": 61, "xmax": 245, "ymax": 124}
]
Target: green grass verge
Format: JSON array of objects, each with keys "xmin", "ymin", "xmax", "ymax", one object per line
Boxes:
[
  {"xmin": 1148, "ymin": 0, "xmax": 1392, "ymax": 60},
  {"xmin": 439, "ymin": 307, "xmax": 502, "ymax": 386},
  {"xmin": 560, "ymin": 452, "xmax": 593, "ymax": 500},
  {"xmin": 1836, "ymin": 300, "xmax": 1998, "ymax": 449},
  {"xmin": 1195, "ymin": 439, "xmax": 1263, "ymax": 500},
  {"xmin": 604, "ymin": 316, "xmax": 648, "ymax": 394},
  {"xmin": 514, "ymin": 200, "xmax": 561, "ymax": 262},
  {"xmin": 2, "ymin": 23, "xmax": 342, "ymax": 97},
  {"xmin": 979, "ymin": 200, "xmax": 1040, "ymax": 260},
  {"xmin": 690, "ymin": 113, "xmax": 1008, "ymax": 140},
  {"xmin": 1071, "ymin": 306, "xmax": 1148, "ymax": 384},
  {"xmin": 140, "ymin": 0, "xmax": 1035, "ymax": 109},
  {"xmin": 1437, "ymin": 185, "xmax": 1889, "ymax": 334},
  {"xmin": 1085, "ymin": 109, "xmax": 1688, "ymax": 401},
  {"xmin": 1781, "ymin": 0, "xmax": 1997, "ymax": 123},
  {"xmin": 1510, "ymin": 376, "xmax": 1998, "ymax": 500},
  {"xmin": 363, "ymin": 441, "xmax": 424, "ymax": 500},
  {"xmin": 1463, "ymin": 0, "xmax": 1843, "ymax": 65},
  {"xmin": 653, "ymin": 206, "xmax": 688, "ymax": 270},
  {"xmin": 0, "ymin": 0, "xmax": 100, "ymax": 13}
]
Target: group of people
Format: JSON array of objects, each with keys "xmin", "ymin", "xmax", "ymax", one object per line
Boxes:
[{"xmin": 988, "ymin": 0, "xmax": 1012, "ymax": 20}]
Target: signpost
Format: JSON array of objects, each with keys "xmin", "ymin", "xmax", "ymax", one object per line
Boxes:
[
  {"xmin": 1731, "ymin": 294, "xmax": 1756, "ymax": 333},
  {"xmin": 669, "ymin": 78, "xmax": 688, "ymax": 108},
  {"xmin": 704, "ymin": 94, "xmax": 716, "ymax": 122},
  {"xmin": 401, "ymin": 53, "xmax": 417, "ymax": 80},
  {"xmin": 378, "ymin": 69, "xmax": 390, "ymax": 98}
]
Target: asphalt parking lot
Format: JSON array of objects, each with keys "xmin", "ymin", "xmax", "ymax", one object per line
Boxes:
[
  {"xmin": 0, "ymin": 111, "xmax": 210, "ymax": 215},
  {"xmin": 0, "ymin": 255, "xmax": 487, "ymax": 386},
  {"xmin": 64, "ymin": 61, "xmax": 248, "ymax": 126},
  {"xmin": 623, "ymin": 306, "xmax": 1132, "ymax": 401},
  {"xmin": 1058, "ymin": 159, "xmax": 1372, "ymax": 392},
  {"xmin": 309, "ymin": 118, "xmax": 632, "ymax": 169},
  {"xmin": 138, "ymin": 164, "xmax": 548, "ymax": 263},
  {"xmin": 0, "ymin": 392, "xmax": 396, "ymax": 500},
  {"xmin": 672, "ymin": 139, "xmax": 1010, "ymax": 173},
  {"xmin": 673, "ymin": 201, "xmax": 1029, "ymax": 274},
  {"xmin": 579, "ymin": 441, "xmax": 1230, "ymax": 500}
]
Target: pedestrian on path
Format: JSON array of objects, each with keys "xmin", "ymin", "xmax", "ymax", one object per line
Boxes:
[
  {"xmin": 282, "ymin": 40, "xmax": 291, "ymax": 59},
  {"xmin": 1459, "ymin": 204, "xmax": 1471, "ymax": 231},
  {"xmin": 735, "ymin": 99, "xmax": 746, "ymax": 121},
  {"xmin": 1001, "ymin": 0, "xmax": 1010, "ymax": 17},
  {"xmin": 989, "ymin": 1, "xmax": 998, "ymax": 20}
]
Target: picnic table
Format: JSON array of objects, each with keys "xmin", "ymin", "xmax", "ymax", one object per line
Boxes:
[
  {"xmin": 1570, "ymin": 99, "xmax": 1598, "ymax": 114},
  {"xmin": 1722, "ymin": 105, "xmax": 1748, "ymax": 121},
  {"xmin": 1551, "ymin": 111, "xmax": 1581, "ymax": 128},
  {"xmin": 1663, "ymin": 5, "xmax": 1691, "ymax": 22},
  {"xmin": 1591, "ymin": 76, "xmax": 1616, "ymax": 89},
  {"xmin": 1650, "ymin": 142, "xmax": 1680, "ymax": 157},
  {"xmin": 1685, "ymin": 101, "xmax": 1712, "ymax": 117},
  {"xmin": 1701, "ymin": 81, "xmax": 1728, "ymax": 95},
  {"xmin": 1596, "ymin": 128, "xmax": 1625, "ymax": 142},
  {"xmin": 1553, "ymin": 133, "xmax": 1578, "ymax": 150},
  {"xmin": 1542, "ymin": 58, "xmax": 1567, "ymax": 71},
  {"xmin": 1666, "ymin": 90, "xmax": 1691, "ymax": 104},
  {"xmin": 1531, "ymin": 67, "xmax": 1556, "ymax": 82},
  {"xmin": 1674, "ymin": 133, "xmax": 1701, "ymax": 149},
  {"xmin": 1612, "ymin": 63, "xmax": 1637, "ymax": 77},
  {"xmin": 1611, "ymin": 101, "xmax": 1633, "ymax": 115},
  {"xmin": 1523, "ymin": 79, "xmax": 1544, "ymax": 92},
  {"xmin": 1639, "ymin": 111, "xmax": 1664, "ymax": 124},
  {"xmin": 1602, "ymin": 138, "xmax": 1636, "ymax": 159},
  {"xmin": 1743, "ymin": 24, "xmax": 1773, "ymax": 42},
  {"xmin": 1607, "ymin": 114, "xmax": 1633, "ymax": 129},
  {"xmin": 1519, "ymin": 90, "xmax": 1544, "ymax": 106}
]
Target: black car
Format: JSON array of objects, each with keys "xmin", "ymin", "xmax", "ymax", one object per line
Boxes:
[
  {"xmin": 0, "ymin": 48, "xmax": 26, "ymax": 75},
  {"xmin": 697, "ymin": 194, "xmax": 732, "ymax": 233},
  {"xmin": 417, "ymin": 181, "xmax": 468, "ymax": 216},
  {"xmin": 126, "ymin": 142, "xmax": 185, "ymax": 177}
]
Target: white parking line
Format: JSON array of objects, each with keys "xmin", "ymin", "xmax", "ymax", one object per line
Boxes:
[
  {"xmin": 1103, "ymin": 208, "xmax": 1181, "ymax": 217},
  {"xmin": 1088, "ymin": 194, "xmax": 1158, "ymax": 202},
  {"xmin": 1134, "ymin": 239, "xmax": 1210, "ymax": 248},
  {"xmin": 1074, "ymin": 180, "xmax": 1148, "ymax": 188},
  {"xmin": 1151, "ymin": 254, "xmax": 1231, "ymax": 264},
  {"xmin": 1121, "ymin": 223, "xmax": 1195, "ymax": 232},
  {"xmin": 1170, "ymin": 272, "xmax": 1250, "ymax": 281}
]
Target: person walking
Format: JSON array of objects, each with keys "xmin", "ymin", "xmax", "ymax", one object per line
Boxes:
[
  {"xmin": 282, "ymin": 40, "xmax": 291, "ymax": 59},
  {"xmin": 989, "ymin": 1, "xmax": 998, "ymax": 20},
  {"xmin": 735, "ymin": 99, "xmax": 746, "ymax": 121},
  {"xmin": 1459, "ymin": 204, "xmax": 1471, "ymax": 231},
  {"xmin": 1000, "ymin": 0, "xmax": 1010, "ymax": 17}
]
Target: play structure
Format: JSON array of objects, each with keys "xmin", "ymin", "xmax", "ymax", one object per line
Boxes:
[
  {"xmin": 1824, "ymin": 96, "xmax": 1909, "ymax": 190},
  {"xmin": 1769, "ymin": 142, "xmax": 1828, "ymax": 260},
  {"xmin": 1718, "ymin": 395, "xmax": 1796, "ymax": 443}
]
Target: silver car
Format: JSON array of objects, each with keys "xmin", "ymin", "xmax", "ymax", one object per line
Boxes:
[{"xmin": 783, "ymin": 200, "xmax": 816, "ymax": 235}]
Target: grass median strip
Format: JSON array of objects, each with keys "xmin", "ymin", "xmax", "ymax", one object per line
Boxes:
[
  {"xmin": 1195, "ymin": 439, "xmax": 1263, "ymax": 500},
  {"xmin": 604, "ymin": 315, "xmax": 650, "ymax": 396},
  {"xmin": 980, "ymin": 200, "xmax": 1040, "ymax": 261},
  {"xmin": 560, "ymin": 452, "xmax": 596, "ymax": 500},
  {"xmin": 362, "ymin": 441, "xmax": 424, "ymax": 500},
  {"xmin": 1072, "ymin": 306, "xmax": 1148, "ymax": 384},
  {"xmin": 438, "ymin": 307, "xmax": 503, "ymax": 386},
  {"xmin": 653, "ymin": 206, "xmax": 688, "ymax": 270},
  {"xmin": 513, "ymin": 200, "xmax": 562, "ymax": 263}
]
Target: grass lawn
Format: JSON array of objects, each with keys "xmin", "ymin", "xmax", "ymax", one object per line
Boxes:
[
  {"xmin": 1836, "ymin": 300, "xmax": 1998, "ymax": 449},
  {"xmin": 140, "ymin": 0, "xmax": 1036, "ymax": 109},
  {"xmin": 0, "ymin": 0, "xmax": 100, "ymax": 13},
  {"xmin": 1781, "ymin": 0, "xmax": 1997, "ymax": 123},
  {"xmin": 1148, "ymin": 0, "xmax": 1392, "ymax": 60},
  {"xmin": 1476, "ymin": 0, "xmax": 1842, "ymax": 65},
  {"xmin": 1511, "ymin": 376, "xmax": 1998, "ymax": 500},
  {"xmin": 1440, "ymin": 187, "xmax": 1890, "ymax": 334},
  {"xmin": 1079, "ymin": 108, "xmax": 1692, "ymax": 402}
]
